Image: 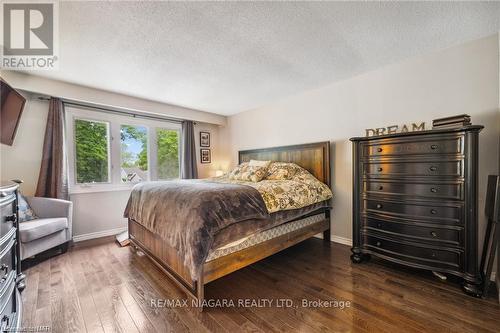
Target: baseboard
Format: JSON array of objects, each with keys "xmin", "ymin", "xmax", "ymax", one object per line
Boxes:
[
  {"xmin": 73, "ymin": 227, "xmax": 127, "ymax": 243},
  {"xmin": 314, "ymin": 233, "xmax": 353, "ymax": 246},
  {"xmin": 330, "ymin": 235, "xmax": 353, "ymax": 246}
]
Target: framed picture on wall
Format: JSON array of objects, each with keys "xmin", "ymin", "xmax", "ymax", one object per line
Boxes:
[
  {"xmin": 200, "ymin": 131, "xmax": 210, "ymax": 147},
  {"xmin": 200, "ymin": 149, "xmax": 211, "ymax": 164}
]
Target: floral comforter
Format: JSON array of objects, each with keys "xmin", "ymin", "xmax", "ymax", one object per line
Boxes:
[{"xmin": 209, "ymin": 169, "xmax": 332, "ymax": 213}]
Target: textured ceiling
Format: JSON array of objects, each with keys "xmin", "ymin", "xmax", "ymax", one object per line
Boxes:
[{"xmin": 27, "ymin": 1, "xmax": 500, "ymax": 115}]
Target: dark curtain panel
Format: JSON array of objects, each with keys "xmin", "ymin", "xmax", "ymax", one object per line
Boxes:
[
  {"xmin": 180, "ymin": 120, "xmax": 198, "ymax": 179},
  {"xmin": 35, "ymin": 98, "xmax": 69, "ymax": 199}
]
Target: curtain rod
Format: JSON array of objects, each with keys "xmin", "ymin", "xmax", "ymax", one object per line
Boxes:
[{"xmin": 37, "ymin": 96, "xmax": 193, "ymax": 125}]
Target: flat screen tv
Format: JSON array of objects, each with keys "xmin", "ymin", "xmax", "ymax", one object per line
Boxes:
[{"xmin": 1, "ymin": 79, "xmax": 26, "ymax": 146}]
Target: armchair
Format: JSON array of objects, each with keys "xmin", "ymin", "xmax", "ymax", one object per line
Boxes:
[{"xmin": 19, "ymin": 197, "xmax": 73, "ymax": 260}]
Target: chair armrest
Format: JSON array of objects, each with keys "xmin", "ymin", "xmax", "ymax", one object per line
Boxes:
[
  {"xmin": 24, "ymin": 196, "xmax": 73, "ymax": 243},
  {"xmin": 25, "ymin": 197, "xmax": 73, "ymax": 220}
]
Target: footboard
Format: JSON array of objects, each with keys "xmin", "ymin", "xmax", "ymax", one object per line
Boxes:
[
  {"xmin": 129, "ymin": 209, "xmax": 330, "ymax": 308},
  {"xmin": 128, "ymin": 219, "xmax": 202, "ymax": 300}
]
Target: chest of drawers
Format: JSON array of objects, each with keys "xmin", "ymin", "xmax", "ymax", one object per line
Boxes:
[
  {"xmin": 0, "ymin": 181, "xmax": 25, "ymax": 331},
  {"xmin": 350, "ymin": 126, "xmax": 483, "ymax": 297}
]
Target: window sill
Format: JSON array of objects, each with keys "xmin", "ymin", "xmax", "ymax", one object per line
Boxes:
[{"xmin": 69, "ymin": 184, "xmax": 137, "ymax": 195}]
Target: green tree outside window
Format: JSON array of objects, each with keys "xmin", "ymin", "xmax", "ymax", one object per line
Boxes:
[
  {"xmin": 75, "ymin": 119, "xmax": 109, "ymax": 183},
  {"xmin": 157, "ymin": 129, "xmax": 179, "ymax": 179}
]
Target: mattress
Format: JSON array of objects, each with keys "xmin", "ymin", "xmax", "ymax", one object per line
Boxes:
[{"xmin": 206, "ymin": 212, "xmax": 326, "ymax": 262}]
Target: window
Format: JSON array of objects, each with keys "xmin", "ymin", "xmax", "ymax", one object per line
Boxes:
[
  {"xmin": 67, "ymin": 107, "xmax": 181, "ymax": 193},
  {"xmin": 120, "ymin": 125, "xmax": 148, "ymax": 183},
  {"xmin": 157, "ymin": 128, "xmax": 180, "ymax": 180},
  {"xmin": 74, "ymin": 119, "xmax": 110, "ymax": 184}
]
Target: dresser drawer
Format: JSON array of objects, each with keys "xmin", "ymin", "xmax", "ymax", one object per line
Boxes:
[
  {"xmin": 363, "ymin": 234, "xmax": 461, "ymax": 270},
  {"xmin": 0, "ymin": 237, "xmax": 16, "ymax": 284},
  {"xmin": 363, "ymin": 160, "xmax": 462, "ymax": 178},
  {"xmin": 0, "ymin": 203, "xmax": 15, "ymax": 238},
  {"xmin": 361, "ymin": 137, "xmax": 462, "ymax": 157},
  {"xmin": 0, "ymin": 192, "xmax": 16, "ymax": 209},
  {"xmin": 364, "ymin": 181, "xmax": 462, "ymax": 200},
  {"xmin": 0, "ymin": 272, "xmax": 18, "ymax": 331},
  {"xmin": 364, "ymin": 199, "xmax": 461, "ymax": 224},
  {"xmin": 363, "ymin": 217, "xmax": 462, "ymax": 246}
]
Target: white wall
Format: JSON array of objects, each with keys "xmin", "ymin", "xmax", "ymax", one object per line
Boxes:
[
  {"xmin": 70, "ymin": 190, "xmax": 131, "ymax": 239},
  {"xmin": 195, "ymin": 122, "xmax": 223, "ymax": 178},
  {"xmin": 224, "ymin": 35, "xmax": 500, "ymax": 247},
  {"xmin": 1, "ymin": 71, "xmax": 226, "ymax": 126}
]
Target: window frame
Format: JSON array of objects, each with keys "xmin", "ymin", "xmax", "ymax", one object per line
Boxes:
[{"xmin": 66, "ymin": 107, "xmax": 181, "ymax": 194}]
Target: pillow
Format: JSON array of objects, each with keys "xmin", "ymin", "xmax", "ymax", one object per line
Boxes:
[
  {"xmin": 266, "ymin": 162, "xmax": 303, "ymax": 180},
  {"xmin": 228, "ymin": 162, "xmax": 248, "ymax": 177},
  {"xmin": 18, "ymin": 194, "xmax": 38, "ymax": 222},
  {"xmin": 248, "ymin": 160, "xmax": 271, "ymax": 168},
  {"xmin": 229, "ymin": 162, "xmax": 269, "ymax": 182}
]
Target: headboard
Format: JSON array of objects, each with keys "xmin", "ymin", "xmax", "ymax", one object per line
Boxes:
[{"xmin": 238, "ymin": 141, "xmax": 331, "ymax": 187}]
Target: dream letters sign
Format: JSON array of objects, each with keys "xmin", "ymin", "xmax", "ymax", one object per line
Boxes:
[{"xmin": 365, "ymin": 122, "xmax": 426, "ymax": 137}]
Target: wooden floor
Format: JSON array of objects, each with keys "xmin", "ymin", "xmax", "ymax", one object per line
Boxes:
[{"xmin": 21, "ymin": 237, "xmax": 500, "ymax": 333}]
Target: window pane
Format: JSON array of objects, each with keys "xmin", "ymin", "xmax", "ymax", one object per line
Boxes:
[
  {"xmin": 75, "ymin": 119, "xmax": 110, "ymax": 183},
  {"xmin": 121, "ymin": 125, "xmax": 148, "ymax": 183},
  {"xmin": 157, "ymin": 129, "xmax": 179, "ymax": 179}
]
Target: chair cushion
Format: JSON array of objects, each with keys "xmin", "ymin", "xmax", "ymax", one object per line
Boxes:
[{"xmin": 19, "ymin": 218, "xmax": 68, "ymax": 243}]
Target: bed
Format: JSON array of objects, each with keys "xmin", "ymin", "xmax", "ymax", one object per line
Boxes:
[{"xmin": 126, "ymin": 141, "xmax": 331, "ymax": 307}]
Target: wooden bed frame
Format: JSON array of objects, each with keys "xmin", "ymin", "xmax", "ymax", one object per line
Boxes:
[{"xmin": 128, "ymin": 141, "xmax": 331, "ymax": 307}]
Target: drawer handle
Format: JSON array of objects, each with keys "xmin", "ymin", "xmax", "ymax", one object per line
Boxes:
[
  {"xmin": 377, "ymin": 167, "xmax": 383, "ymax": 172},
  {"xmin": 430, "ymin": 231, "xmax": 437, "ymax": 238},
  {"xmin": 430, "ymin": 144, "xmax": 438, "ymax": 150},
  {"xmin": 431, "ymin": 252, "xmax": 437, "ymax": 258},
  {"xmin": 0, "ymin": 315, "xmax": 10, "ymax": 332},
  {"xmin": 377, "ymin": 223, "xmax": 382, "ymax": 228},
  {"xmin": 17, "ymin": 273, "xmax": 26, "ymax": 292},
  {"xmin": 378, "ymin": 185, "xmax": 384, "ymax": 190},
  {"xmin": 377, "ymin": 147, "xmax": 383, "ymax": 152},
  {"xmin": 376, "ymin": 241, "xmax": 381, "ymax": 247},
  {"xmin": 429, "ymin": 166, "xmax": 437, "ymax": 172},
  {"xmin": 0, "ymin": 264, "xmax": 9, "ymax": 281},
  {"xmin": 17, "ymin": 280, "xmax": 26, "ymax": 292},
  {"xmin": 4, "ymin": 214, "xmax": 16, "ymax": 222},
  {"xmin": 430, "ymin": 187, "xmax": 438, "ymax": 193},
  {"xmin": 430, "ymin": 209, "xmax": 437, "ymax": 215},
  {"xmin": 376, "ymin": 204, "xmax": 383, "ymax": 209}
]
